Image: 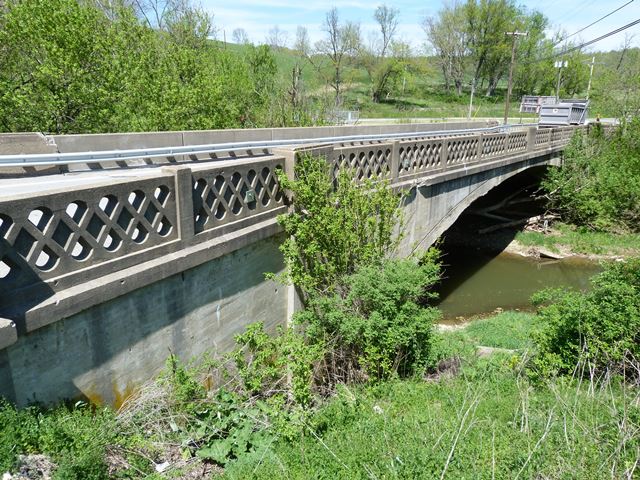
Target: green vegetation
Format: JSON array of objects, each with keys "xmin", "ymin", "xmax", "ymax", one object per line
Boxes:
[
  {"xmin": 0, "ymin": 400, "xmax": 117, "ymax": 479},
  {"xmin": 272, "ymin": 154, "xmax": 441, "ymax": 386},
  {"xmin": 3, "ymin": 257, "xmax": 640, "ymax": 478},
  {"xmin": 542, "ymin": 121, "xmax": 640, "ymax": 233},
  {"xmin": 224, "ymin": 357, "xmax": 639, "ymax": 479},
  {"xmin": 530, "ymin": 258, "xmax": 640, "ymax": 377},
  {"xmin": 448, "ymin": 311, "xmax": 536, "ymax": 350},
  {"xmin": 515, "ymin": 222, "xmax": 640, "ymax": 256},
  {"xmin": 2, "ymin": 0, "xmax": 637, "ymax": 135},
  {"xmin": 0, "ymin": 0, "xmax": 313, "ymax": 133}
]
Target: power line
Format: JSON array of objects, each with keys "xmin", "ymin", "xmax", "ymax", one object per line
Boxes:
[
  {"xmin": 552, "ymin": 0, "xmax": 600, "ymax": 26},
  {"xmin": 555, "ymin": 18, "xmax": 640, "ymax": 56},
  {"xmin": 553, "ymin": 0, "xmax": 635, "ymax": 46},
  {"xmin": 525, "ymin": 17, "xmax": 640, "ymax": 64}
]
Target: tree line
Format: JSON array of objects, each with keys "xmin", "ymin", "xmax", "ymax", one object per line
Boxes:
[
  {"xmin": 0, "ymin": 0, "xmax": 637, "ymax": 134},
  {"xmin": 0, "ymin": 0, "xmax": 314, "ymax": 133}
]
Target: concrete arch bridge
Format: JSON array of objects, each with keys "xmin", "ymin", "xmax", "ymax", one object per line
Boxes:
[{"xmin": 0, "ymin": 122, "xmax": 598, "ymax": 405}]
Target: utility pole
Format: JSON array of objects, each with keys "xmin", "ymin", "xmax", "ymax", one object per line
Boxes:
[
  {"xmin": 554, "ymin": 60, "xmax": 568, "ymax": 102},
  {"xmin": 584, "ymin": 56, "xmax": 604, "ymax": 100},
  {"xmin": 503, "ymin": 31, "xmax": 528, "ymax": 125}
]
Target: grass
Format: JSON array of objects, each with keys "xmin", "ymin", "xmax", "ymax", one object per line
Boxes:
[
  {"xmin": 2, "ymin": 311, "xmax": 639, "ymax": 479},
  {"xmin": 447, "ymin": 311, "xmax": 537, "ymax": 350},
  {"xmin": 220, "ymin": 42, "xmax": 616, "ymax": 120},
  {"xmin": 222, "ymin": 312, "xmax": 639, "ymax": 479},
  {"xmin": 223, "ymin": 353, "xmax": 639, "ymax": 479},
  {"xmin": 515, "ymin": 222, "xmax": 640, "ymax": 256}
]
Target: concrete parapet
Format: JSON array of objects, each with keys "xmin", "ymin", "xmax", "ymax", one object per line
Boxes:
[
  {"xmin": 44, "ymin": 122, "xmax": 490, "ymax": 155},
  {"xmin": 0, "ymin": 133, "xmax": 62, "ymax": 177}
]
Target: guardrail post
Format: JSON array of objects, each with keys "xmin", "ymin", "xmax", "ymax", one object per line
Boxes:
[
  {"xmin": 526, "ymin": 127, "xmax": 536, "ymax": 152},
  {"xmin": 390, "ymin": 140, "xmax": 400, "ymax": 182},
  {"xmin": 163, "ymin": 166, "xmax": 194, "ymax": 244}
]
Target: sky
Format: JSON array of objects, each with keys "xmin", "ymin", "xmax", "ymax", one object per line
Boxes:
[{"xmin": 201, "ymin": 0, "xmax": 640, "ymax": 52}]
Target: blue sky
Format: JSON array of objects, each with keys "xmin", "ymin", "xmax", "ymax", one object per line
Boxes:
[{"xmin": 202, "ymin": 0, "xmax": 640, "ymax": 52}]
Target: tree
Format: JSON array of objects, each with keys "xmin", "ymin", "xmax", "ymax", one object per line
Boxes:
[
  {"xmin": 232, "ymin": 27, "xmax": 250, "ymax": 45},
  {"xmin": 465, "ymin": 0, "xmax": 525, "ymax": 97},
  {"xmin": 423, "ymin": 3, "xmax": 468, "ymax": 95},
  {"xmin": 266, "ymin": 25, "xmax": 288, "ymax": 50},
  {"xmin": 591, "ymin": 45, "xmax": 640, "ymax": 118},
  {"xmin": 512, "ymin": 11, "xmax": 552, "ymax": 96},
  {"xmin": 0, "ymin": 0, "xmax": 274, "ymax": 133},
  {"xmin": 374, "ymin": 5, "xmax": 398, "ymax": 58},
  {"xmin": 370, "ymin": 41, "xmax": 412, "ymax": 102},
  {"xmin": 313, "ymin": 8, "xmax": 361, "ymax": 106},
  {"xmin": 358, "ymin": 4, "xmax": 406, "ymax": 103}
]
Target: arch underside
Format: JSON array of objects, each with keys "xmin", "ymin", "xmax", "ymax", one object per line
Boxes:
[{"xmin": 398, "ymin": 154, "xmax": 559, "ymax": 256}]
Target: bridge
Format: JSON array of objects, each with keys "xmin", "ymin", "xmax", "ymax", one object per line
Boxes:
[{"xmin": 0, "ymin": 121, "xmax": 591, "ymax": 406}]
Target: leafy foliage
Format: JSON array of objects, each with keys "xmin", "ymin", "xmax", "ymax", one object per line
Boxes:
[
  {"xmin": 0, "ymin": 0, "xmax": 312, "ymax": 133},
  {"xmin": 233, "ymin": 322, "xmax": 323, "ymax": 407},
  {"xmin": 276, "ymin": 154, "xmax": 401, "ymax": 296},
  {"xmin": 224, "ymin": 354, "xmax": 640, "ymax": 479},
  {"xmin": 298, "ymin": 258, "xmax": 441, "ymax": 383},
  {"xmin": 274, "ymin": 153, "xmax": 441, "ymax": 385},
  {"xmin": 542, "ymin": 120, "xmax": 640, "ymax": 232},
  {"xmin": 0, "ymin": 399, "xmax": 115, "ymax": 479},
  {"xmin": 531, "ymin": 258, "xmax": 640, "ymax": 377}
]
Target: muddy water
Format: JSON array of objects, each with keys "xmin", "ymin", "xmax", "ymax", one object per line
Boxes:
[{"xmin": 435, "ymin": 247, "xmax": 602, "ymax": 323}]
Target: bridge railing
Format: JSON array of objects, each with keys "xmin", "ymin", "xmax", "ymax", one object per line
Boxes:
[{"xmin": 0, "ymin": 124, "xmax": 587, "ymax": 343}]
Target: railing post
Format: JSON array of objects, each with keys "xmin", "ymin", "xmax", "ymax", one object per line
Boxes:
[
  {"xmin": 440, "ymin": 139, "xmax": 449, "ymax": 166},
  {"xmin": 163, "ymin": 166, "xmax": 194, "ymax": 244},
  {"xmin": 273, "ymin": 144, "xmax": 335, "ymax": 203},
  {"xmin": 390, "ymin": 140, "xmax": 400, "ymax": 182},
  {"xmin": 476, "ymin": 134, "xmax": 483, "ymax": 161},
  {"xmin": 526, "ymin": 126, "xmax": 536, "ymax": 152}
]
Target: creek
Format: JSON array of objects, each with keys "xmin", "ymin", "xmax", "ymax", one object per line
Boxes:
[{"xmin": 436, "ymin": 246, "xmax": 601, "ymax": 323}]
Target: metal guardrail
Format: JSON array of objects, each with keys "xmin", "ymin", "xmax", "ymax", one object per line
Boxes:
[{"xmin": 0, "ymin": 124, "xmax": 535, "ymax": 169}]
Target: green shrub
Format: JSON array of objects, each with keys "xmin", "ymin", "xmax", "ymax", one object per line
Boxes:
[
  {"xmin": 275, "ymin": 153, "xmax": 401, "ymax": 297},
  {"xmin": 233, "ymin": 323, "xmax": 323, "ymax": 407},
  {"xmin": 0, "ymin": 399, "xmax": 117, "ymax": 479},
  {"xmin": 531, "ymin": 258, "xmax": 640, "ymax": 377},
  {"xmin": 298, "ymin": 258, "xmax": 441, "ymax": 383},
  {"xmin": 52, "ymin": 449, "xmax": 108, "ymax": 480},
  {"xmin": 542, "ymin": 119, "xmax": 640, "ymax": 232}
]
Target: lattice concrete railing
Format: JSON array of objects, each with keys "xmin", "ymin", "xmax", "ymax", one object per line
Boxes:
[
  {"xmin": 1, "ymin": 175, "xmax": 179, "ymax": 294},
  {"xmin": 0, "ymin": 156, "xmax": 288, "ymax": 324},
  {"xmin": 0, "ymin": 125, "xmax": 586, "ymax": 343},
  {"xmin": 192, "ymin": 156, "xmax": 286, "ymax": 236}
]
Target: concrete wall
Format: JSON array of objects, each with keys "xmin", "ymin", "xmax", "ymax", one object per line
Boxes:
[
  {"xmin": 0, "ymin": 235, "xmax": 286, "ymax": 407},
  {"xmin": 398, "ymin": 154, "xmax": 557, "ymax": 256},
  {"xmin": 49, "ymin": 122, "xmax": 489, "ymax": 153}
]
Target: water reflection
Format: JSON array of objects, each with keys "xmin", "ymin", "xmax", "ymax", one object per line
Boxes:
[{"xmin": 435, "ymin": 248, "xmax": 601, "ymax": 321}]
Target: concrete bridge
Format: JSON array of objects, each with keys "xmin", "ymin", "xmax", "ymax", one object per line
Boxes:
[{"xmin": 0, "ymin": 122, "xmax": 589, "ymax": 406}]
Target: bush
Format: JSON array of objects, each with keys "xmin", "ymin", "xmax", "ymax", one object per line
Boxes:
[
  {"xmin": 233, "ymin": 323, "xmax": 323, "ymax": 407},
  {"xmin": 298, "ymin": 258, "xmax": 441, "ymax": 384},
  {"xmin": 542, "ymin": 119, "xmax": 640, "ymax": 232},
  {"xmin": 0, "ymin": 399, "xmax": 116, "ymax": 479},
  {"xmin": 531, "ymin": 258, "xmax": 640, "ymax": 377},
  {"xmin": 275, "ymin": 153, "xmax": 401, "ymax": 296}
]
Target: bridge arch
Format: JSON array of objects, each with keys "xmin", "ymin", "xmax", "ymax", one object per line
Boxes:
[{"xmin": 399, "ymin": 154, "xmax": 560, "ymax": 255}]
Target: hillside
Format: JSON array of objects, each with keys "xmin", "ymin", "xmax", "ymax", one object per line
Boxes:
[{"xmin": 221, "ymin": 41, "xmax": 637, "ymax": 121}]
